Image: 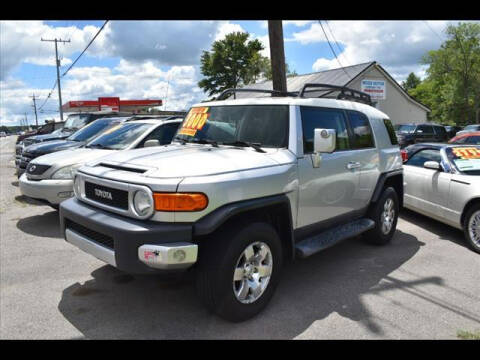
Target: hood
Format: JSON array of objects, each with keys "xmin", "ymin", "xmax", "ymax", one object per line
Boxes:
[
  {"xmin": 88, "ymin": 143, "xmax": 290, "ymax": 178},
  {"xmin": 31, "ymin": 148, "xmax": 114, "ymax": 168},
  {"xmin": 24, "ymin": 140, "xmax": 85, "ymax": 155}
]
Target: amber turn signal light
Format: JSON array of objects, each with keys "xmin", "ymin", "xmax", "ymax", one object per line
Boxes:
[{"xmin": 153, "ymin": 192, "xmax": 208, "ymax": 212}]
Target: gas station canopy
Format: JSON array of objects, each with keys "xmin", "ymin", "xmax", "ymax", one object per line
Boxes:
[{"xmin": 62, "ymin": 97, "xmax": 163, "ymax": 113}]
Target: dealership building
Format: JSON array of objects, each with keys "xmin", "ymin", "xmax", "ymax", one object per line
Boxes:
[{"xmin": 240, "ymin": 61, "xmax": 430, "ymax": 125}]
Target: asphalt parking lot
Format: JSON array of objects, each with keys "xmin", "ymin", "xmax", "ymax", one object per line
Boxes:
[{"xmin": 1, "ymin": 135, "xmax": 479, "ymax": 339}]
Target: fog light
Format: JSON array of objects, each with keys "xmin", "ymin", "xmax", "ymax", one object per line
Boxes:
[{"xmin": 173, "ymin": 249, "xmax": 186, "ymax": 262}]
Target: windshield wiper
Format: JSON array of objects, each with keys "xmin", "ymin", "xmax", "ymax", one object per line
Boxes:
[
  {"xmin": 174, "ymin": 137, "xmax": 218, "ymax": 147},
  {"xmin": 87, "ymin": 143, "xmax": 116, "ymax": 150},
  {"xmin": 222, "ymin": 141, "xmax": 266, "ymax": 153}
]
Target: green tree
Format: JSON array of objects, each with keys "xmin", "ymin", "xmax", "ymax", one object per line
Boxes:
[
  {"xmin": 402, "ymin": 72, "xmax": 421, "ymax": 91},
  {"xmin": 198, "ymin": 32, "xmax": 266, "ymax": 97},
  {"xmin": 422, "ymin": 22, "xmax": 480, "ymax": 125}
]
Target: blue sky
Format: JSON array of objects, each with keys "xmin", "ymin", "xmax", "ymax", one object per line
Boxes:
[{"xmin": 0, "ymin": 20, "xmax": 462, "ymax": 126}]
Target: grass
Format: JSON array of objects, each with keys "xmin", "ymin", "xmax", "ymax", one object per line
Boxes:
[{"xmin": 457, "ymin": 329, "xmax": 480, "ymax": 340}]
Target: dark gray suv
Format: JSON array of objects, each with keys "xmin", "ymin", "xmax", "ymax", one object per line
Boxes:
[{"xmin": 394, "ymin": 123, "xmax": 448, "ymax": 148}]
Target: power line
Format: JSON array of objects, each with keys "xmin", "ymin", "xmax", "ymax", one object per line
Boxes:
[
  {"xmin": 318, "ymin": 21, "xmax": 351, "ymax": 79},
  {"xmin": 423, "ymin": 21, "xmax": 444, "ymax": 42},
  {"xmin": 37, "ymin": 80, "xmax": 58, "ymax": 112},
  {"xmin": 62, "ymin": 20, "xmax": 109, "ymax": 78},
  {"xmin": 324, "ymin": 21, "xmax": 352, "ymax": 66}
]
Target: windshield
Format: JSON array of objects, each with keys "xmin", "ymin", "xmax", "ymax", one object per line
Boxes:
[
  {"xmin": 67, "ymin": 119, "xmax": 120, "ymax": 143},
  {"xmin": 63, "ymin": 114, "xmax": 90, "ymax": 131},
  {"xmin": 394, "ymin": 125, "xmax": 416, "ymax": 133},
  {"xmin": 446, "ymin": 146, "xmax": 480, "ymax": 175},
  {"xmin": 174, "ymin": 105, "xmax": 289, "ymax": 148},
  {"xmin": 86, "ymin": 122, "xmax": 153, "ymax": 150},
  {"xmin": 464, "ymin": 125, "xmax": 480, "ymax": 131}
]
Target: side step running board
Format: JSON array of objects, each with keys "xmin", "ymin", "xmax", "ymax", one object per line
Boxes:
[{"xmin": 295, "ymin": 218, "xmax": 375, "ymax": 258}]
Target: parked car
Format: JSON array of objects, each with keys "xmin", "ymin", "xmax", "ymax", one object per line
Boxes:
[
  {"xmin": 0, "ymin": 131, "xmax": 6, "ymax": 137},
  {"xmin": 17, "ymin": 117, "xmax": 129, "ymax": 177},
  {"xmin": 15, "ymin": 112, "xmax": 131, "ymax": 166},
  {"xmin": 15, "ymin": 121, "xmax": 64, "ymax": 144},
  {"xmin": 19, "ymin": 117, "xmax": 182, "ymax": 209},
  {"xmin": 445, "ymin": 125, "xmax": 463, "ymax": 140},
  {"xmin": 394, "ymin": 123, "xmax": 448, "ymax": 148},
  {"xmin": 59, "ymin": 85, "xmax": 403, "ymax": 322},
  {"xmin": 449, "ymin": 131, "xmax": 480, "ymax": 145},
  {"xmin": 456, "ymin": 124, "xmax": 480, "ymax": 136},
  {"xmin": 403, "ymin": 143, "xmax": 480, "ymax": 253}
]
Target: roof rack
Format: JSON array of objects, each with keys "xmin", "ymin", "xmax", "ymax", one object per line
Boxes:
[
  {"xmin": 216, "ymin": 83, "xmax": 372, "ymax": 106},
  {"xmin": 217, "ymin": 88, "xmax": 299, "ymax": 100},
  {"xmin": 298, "ymin": 83, "xmax": 372, "ymax": 105}
]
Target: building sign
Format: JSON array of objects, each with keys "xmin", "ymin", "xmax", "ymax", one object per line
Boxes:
[{"xmin": 361, "ymin": 79, "xmax": 386, "ymax": 100}]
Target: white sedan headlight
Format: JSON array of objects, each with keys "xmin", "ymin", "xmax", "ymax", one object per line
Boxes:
[
  {"xmin": 51, "ymin": 164, "xmax": 83, "ymax": 180},
  {"xmin": 133, "ymin": 189, "xmax": 153, "ymax": 217}
]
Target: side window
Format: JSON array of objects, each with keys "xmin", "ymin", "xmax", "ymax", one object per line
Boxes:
[
  {"xmin": 347, "ymin": 111, "xmax": 375, "ymax": 149},
  {"xmin": 416, "ymin": 125, "xmax": 433, "ymax": 134},
  {"xmin": 300, "ymin": 106, "xmax": 350, "ymax": 153},
  {"xmin": 140, "ymin": 123, "xmax": 181, "ymax": 146},
  {"xmin": 467, "ymin": 136, "xmax": 480, "ymax": 144},
  {"xmin": 405, "ymin": 149, "xmax": 441, "ymax": 167},
  {"xmin": 383, "ymin": 119, "xmax": 398, "ymax": 145}
]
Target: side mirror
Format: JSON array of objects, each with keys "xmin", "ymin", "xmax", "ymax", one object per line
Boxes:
[
  {"xmin": 424, "ymin": 161, "xmax": 441, "ymax": 171},
  {"xmin": 314, "ymin": 128, "xmax": 336, "ymax": 153},
  {"xmin": 312, "ymin": 129, "xmax": 336, "ymax": 168},
  {"xmin": 144, "ymin": 139, "xmax": 160, "ymax": 148}
]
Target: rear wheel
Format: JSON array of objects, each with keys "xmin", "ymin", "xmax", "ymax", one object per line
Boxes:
[
  {"xmin": 464, "ymin": 205, "xmax": 480, "ymax": 254},
  {"xmin": 363, "ymin": 187, "xmax": 399, "ymax": 245},
  {"xmin": 195, "ymin": 221, "xmax": 283, "ymax": 322}
]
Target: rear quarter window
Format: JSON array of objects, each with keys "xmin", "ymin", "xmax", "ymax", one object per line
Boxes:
[{"xmin": 383, "ymin": 119, "xmax": 398, "ymax": 145}]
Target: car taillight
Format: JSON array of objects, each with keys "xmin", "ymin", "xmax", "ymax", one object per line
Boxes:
[{"xmin": 401, "ymin": 149, "xmax": 408, "ymax": 162}]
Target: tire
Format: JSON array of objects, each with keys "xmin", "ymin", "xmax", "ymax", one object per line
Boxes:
[
  {"xmin": 195, "ymin": 221, "xmax": 283, "ymax": 322},
  {"xmin": 463, "ymin": 205, "xmax": 480, "ymax": 254},
  {"xmin": 363, "ymin": 187, "xmax": 399, "ymax": 245}
]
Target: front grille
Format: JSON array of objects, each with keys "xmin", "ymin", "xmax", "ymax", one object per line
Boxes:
[
  {"xmin": 16, "ymin": 147, "xmax": 22, "ymax": 155},
  {"xmin": 26, "ymin": 163, "xmax": 50, "ymax": 176},
  {"xmin": 66, "ymin": 219, "xmax": 114, "ymax": 250},
  {"xmin": 84, "ymin": 181, "xmax": 129, "ymax": 210}
]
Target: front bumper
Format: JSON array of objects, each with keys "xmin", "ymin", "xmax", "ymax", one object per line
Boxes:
[
  {"xmin": 59, "ymin": 198, "xmax": 196, "ymax": 274},
  {"xmin": 19, "ymin": 173, "xmax": 74, "ymax": 205}
]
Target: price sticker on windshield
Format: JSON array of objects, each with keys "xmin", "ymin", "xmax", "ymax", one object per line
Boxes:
[
  {"xmin": 178, "ymin": 107, "xmax": 209, "ymax": 136},
  {"xmin": 452, "ymin": 147, "xmax": 480, "ymax": 160}
]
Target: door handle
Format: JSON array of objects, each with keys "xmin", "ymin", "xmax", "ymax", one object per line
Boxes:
[{"xmin": 346, "ymin": 161, "xmax": 362, "ymax": 170}]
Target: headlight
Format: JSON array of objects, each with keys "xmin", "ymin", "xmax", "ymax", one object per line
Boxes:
[
  {"xmin": 51, "ymin": 164, "xmax": 82, "ymax": 180},
  {"xmin": 133, "ymin": 190, "xmax": 153, "ymax": 217}
]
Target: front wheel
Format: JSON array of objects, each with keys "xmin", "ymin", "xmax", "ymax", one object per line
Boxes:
[
  {"xmin": 464, "ymin": 205, "xmax": 480, "ymax": 254},
  {"xmin": 195, "ymin": 222, "xmax": 283, "ymax": 322},
  {"xmin": 363, "ymin": 187, "xmax": 399, "ymax": 245}
]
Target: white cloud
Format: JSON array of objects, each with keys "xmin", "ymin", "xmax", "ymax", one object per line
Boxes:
[
  {"xmin": 0, "ymin": 60, "xmax": 206, "ymax": 126},
  {"xmin": 214, "ymin": 22, "xmax": 246, "ymax": 41},
  {"xmin": 290, "ymin": 20, "xmax": 461, "ymax": 82}
]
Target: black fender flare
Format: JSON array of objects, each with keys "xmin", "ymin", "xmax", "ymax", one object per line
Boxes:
[
  {"xmin": 193, "ymin": 194, "xmax": 295, "ymax": 259},
  {"xmin": 370, "ymin": 169, "xmax": 404, "ymax": 205}
]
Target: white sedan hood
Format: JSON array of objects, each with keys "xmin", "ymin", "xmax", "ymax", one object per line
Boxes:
[
  {"xmin": 87, "ymin": 144, "xmax": 292, "ymax": 178},
  {"xmin": 31, "ymin": 148, "xmax": 115, "ymax": 168}
]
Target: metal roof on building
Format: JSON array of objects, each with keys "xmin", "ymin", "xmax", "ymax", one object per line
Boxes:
[{"xmin": 235, "ymin": 62, "xmax": 374, "ymax": 98}]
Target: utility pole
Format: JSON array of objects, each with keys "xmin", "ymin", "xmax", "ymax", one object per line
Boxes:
[
  {"xmin": 30, "ymin": 94, "xmax": 39, "ymax": 127},
  {"xmin": 268, "ymin": 20, "xmax": 287, "ymax": 95},
  {"xmin": 41, "ymin": 38, "xmax": 70, "ymax": 121}
]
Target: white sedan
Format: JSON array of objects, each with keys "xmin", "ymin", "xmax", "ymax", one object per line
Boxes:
[{"xmin": 403, "ymin": 143, "xmax": 480, "ymax": 253}]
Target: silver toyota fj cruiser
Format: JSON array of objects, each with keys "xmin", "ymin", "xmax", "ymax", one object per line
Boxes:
[{"xmin": 59, "ymin": 84, "xmax": 403, "ymax": 322}]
